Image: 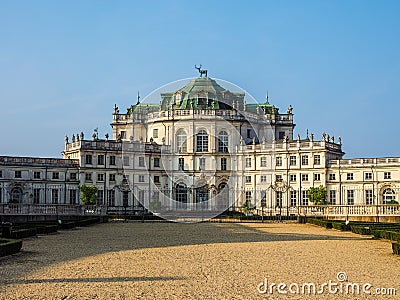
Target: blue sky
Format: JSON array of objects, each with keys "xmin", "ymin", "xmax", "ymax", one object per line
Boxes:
[{"xmin": 1, "ymin": 0, "xmax": 399, "ymax": 158}]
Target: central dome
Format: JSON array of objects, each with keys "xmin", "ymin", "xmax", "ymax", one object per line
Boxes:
[{"xmin": 160, "ymin": 77, "xmax": 245, "ymax": 110}]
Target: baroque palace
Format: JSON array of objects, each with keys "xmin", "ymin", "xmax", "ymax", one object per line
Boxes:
[{"xmin": 1, "ymin": 72, "xmax": 399, "ymax": 217}]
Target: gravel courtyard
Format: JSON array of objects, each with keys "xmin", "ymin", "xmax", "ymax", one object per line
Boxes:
[{"xmin": 0, "ymin": 221, "xmax": 399, "ymax": 299}]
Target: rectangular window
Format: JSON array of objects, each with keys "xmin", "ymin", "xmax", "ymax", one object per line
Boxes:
[
  {"xmin": 139, "ymin": 175, "xmax": 145, "ymax": 182},
  {"xmin": 52, "ymin": 172, "xmax": 59, "ymax": 180},
  {"xmin": 245, "ymin": 176, "xmax": 251, "ymax": 183},
  {"xmin": 15, "ymin": 170, "xmax": 22, "ymax": 178},
  {"xmin": 199, "ymin": 158, "xmax": 206, "ymax": 170},
  {"xmin": 97, "ymin": 173, "xmax": 104, "ymax": 181},
  {"xmin": 0, "ymin": 170, "xmax": 2, "ymax": 177},
  {"xmin": 123, "ymin": 191, "xmax": 129, "ymax": 208},
  {"xmin": 301, "ymin": 155, "xmax": 309, "ymax": 166},
  {"xmin": 221, "ymin": 158, "xmax": 227, "ymax": 171},
  {"xmin": 70, "ymin": 173, "xmax": 77, "ymax": 180},
  {"xmin": 52, "ymin": 189, "xmax": 59, "ymax": 204},
  {"xmin": 246, "ymin": 129, "xmax": 252, "ymax": 138},
  {"xmin": 301, "ymin": 174, "xmax": 309, "ymax": 182},
  {"xmin": 0, "ymin": 187, "xmax": 2, "ymax": 203},
  {"xmin": 152, "ymin": 191, "xmax": 159, "ymax": 200},
  {"xmin": 109, "ymin": 155, "xmax": 116, "ymax": 166},
  {"xmin": 178, "ymin": 158, "xmax": 184, "ymax": 170},
  {"xmin": 276, "ymin": 191, "xmax": 283, "ymax": 207},
  {"xmin": 97, "ymin": 154, "xmax": 104, "ymax": 165},
  {"xmin": 289, "ymin": 174, "xmax": 297, "ymax": 182},
  {"xmin": 261, "ymin": 175, "xmax": 267, "ymax": 182},
  {"xmin": 138, "ymin": 190, "xmax": 145, "ymax": 202},
  {"xmin": 69, "ymin": 190, "xmax": 77, "ymax": 204},
  {"xmin": 107, "ymin": 190, "xmax": 115, "ymax": 206},
  {"xmin": 33, "ymin": 171, "xmax": 40, "ymax": 179},
  {"xmin": 120, "ymin": 131, "xmax": 126, "ymax": 139},
  {"xmin": 33, "ymin": 188, "xmax": 40, "ymax": 204},
  {"xmin": 245, "ymin": 191, "xmax": 252, "ymax": 202},
  {"xmin": 314, "ymin": 173, "xmax": 321, "ymax": 181},
  {"xmin": 347, "ymin": 173, "xmax": 354, "ymax": 180},
  {"xmin": 154, "ymin": 158, "xmax": 160, "ymax": 167},
  {"xmin": 347, "ymin": 190, "xmax": 354, "ymax": 205},
  {"xmin": 314, "ymin": 155, "xmax": 321, "ymax": 165},
  {"xmin": 196, "ymin": 132, "xmax": 208, "ymax": 152},
  {"xmin": 301, "ymin": 190, "xmax": 308, "ymax": 205},
  {"xmin": 276, "ymin": 156, "xmax": 282, "ymax": 167},
  {"xmin": 329, "ymin": 190, "xmax": 336, "ymax": 205},
  {"xmin": 260, "ymin": 190, "xmax": 266, "ymax": 207},
  {"xmin": 278, "ymin": 131, "xmax": 285, "ymax": 140},
  {"xmin": 364, "ymin": 172, "xmax": 372, "ymax": 180},
  {"xmin": 329, "ymin": 173, "xmax": 336, "ymax": 181},
  {"xmin": 153, "ymin": 129, "xmax": 158, "ymax": 138},
  {"xmin": 154, "ymin": 176, "xmax": 160, "ymax": 183},
  {"xmin": 85, "ymin": 154, "xmax": 92, "ymax": 165},
  {"xmin": 384, "ymin": 172, "xmax": 391, "ymax": 180},
  {"xmin": 261, "ymin": 157, "xmax": 267, "ymax": 167},
  {"xmin": 109, "ymin": 174, "xmax": 116, "ymax": 182},
  {"xmin": 123, "ymin": 156, "xmax": 130, "ymax": 166},
  {"xmin": 290, "ymin": 191, "xmax": 297, "ymax": 207},
  {"xmin": 97, "ymin": 190, "xmax": 104, "ymax": 205},
  {"xmin": 365, "ymin": 189, "xmax": 373, "ymax": 205},
  {"xmin": 290, "ymin": 156, "xmax": 296, "ymax": 166},
  {"xmin": 245, "ymin": 157, "xmax": 251, "ymax": 168},
  {"xmin": 85, "ymin": 173, "xmax": 92, "ymax": 181},
  {"xmin": 276, "ymin": 174, "xmax": 283, "ymax": 182},
  {"xmin": 139, "ymin": 157, "xmax": 145, "ymax": 167}
]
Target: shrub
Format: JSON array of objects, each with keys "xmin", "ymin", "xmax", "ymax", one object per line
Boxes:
[
  {"xmin": 307, "ymin": 218, "xmax": 332, "ymax": 229},
  {"xmin": 0, "ymin": 238, "xmax": 22, "ymax": 257},
  {"xmin": 392, "ymin": 242, "xmax": 400, "ymax": 255},
  {"xmin": 350, "ymin": 225, "xmax": 371, "ymax": 235},
  {"xmin": 10, "ymin": 228, "xmax": 37, "ymax": 239},
  {"xmin": 372, "ymin": 230, "xmax": 400, "ymax": 242},
  {"xmin": 332, "ymin": 222, "xmax": 350, "ymax": 231}
]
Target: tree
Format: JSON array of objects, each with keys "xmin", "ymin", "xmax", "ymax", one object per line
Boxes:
[
  {"xmin": 307, "ymin": 186, "xmax": 327, "ymax": 205},
  {"xmin": 80, "ymin": 185, "xmax": 98, "ymax": 205},
  {"xmin": 386, "ymin": 200, "xmax": 399, "ymax": 205},
  {"xmin": 149, "ymin": 199, "xmax": 161, "ymax": 212},
  {"xmin": 242, "ymin": 200, "xmax": 255, "ymax": 216}
]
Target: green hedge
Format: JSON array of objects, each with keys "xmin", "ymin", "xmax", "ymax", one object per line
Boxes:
[
  {"xmin": 307, "ymin": 218, "xmax": 333, "ymax": 229},
  {"xmin": 372, "ymin": 230, "xmax": 400, "ymax": 242},
  {"xmin": 10, "ymin": 228, "xmax": 37, "ymax": 239},
  {"xmin": 350, "ymin": 225, "xmax": 372, "ymax": 235},
  {"xmin": 332, "ymin": 222, "xmax": 350, "ymax": 231},
  {"xmin": 36, "ymin": 225, "xmax": 58, "ymax": 234},
  {"xmin": 77, "ymin": 218, "xmax": 100, "ymax": 226},
  {"xmin": 393, "ymin": 242, "xmax": 400, "ymax": 255},
  {"xmin": 0, "ymin": 238, "xmax": 22, "ymax": 256}
]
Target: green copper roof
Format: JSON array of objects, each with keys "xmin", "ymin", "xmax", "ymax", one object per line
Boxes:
[{"xmin": 179, "ymin": 77, "xmax": 227, "ymax": 95}]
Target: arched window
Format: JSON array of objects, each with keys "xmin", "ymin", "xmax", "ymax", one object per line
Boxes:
[
  {"xmin": 10, "ymin": 187, "xmax": 23, "ymax": 203},
  {"xmin": 196, "ymin": 130, "xmax": 208, "ymax": 152},
  {"xmin": 176, "ymin": 183, "xmax": 188, "ymax": 209},
  {"xmin": 383, "ymin": 188, "xmax": 396, "ymax": 204},
  {"xmin": 218, "ymin": 131, "xmax": 229, "ymax": 153},
  {"xmin": 176, "ymin": 130, "xmax": 187, "ymax": 153}
]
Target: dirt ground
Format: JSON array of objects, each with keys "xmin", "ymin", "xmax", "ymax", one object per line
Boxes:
[{"xmin": 0, "ymin": 221, "xmax": 399, "ymax": 299}]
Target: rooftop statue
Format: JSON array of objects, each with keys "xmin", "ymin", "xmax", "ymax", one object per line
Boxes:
[{"xmin": 195, "ymin": 64, "xmax": 208, "ymax": 78}]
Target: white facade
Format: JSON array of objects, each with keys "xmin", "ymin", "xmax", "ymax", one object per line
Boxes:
[{"xmin": 1, "ymin": 76, "xmax": 399, "ymax": 216}]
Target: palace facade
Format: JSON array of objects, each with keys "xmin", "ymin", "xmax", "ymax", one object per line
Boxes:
[{"xmin": 1, "ymin": 76, "xmax": 399, "ymax": 216}]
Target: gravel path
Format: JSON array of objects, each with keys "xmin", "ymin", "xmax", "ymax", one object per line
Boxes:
[{"xmin": 0, "ymin": 222, "xmax": 399, "ymax": 299}]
